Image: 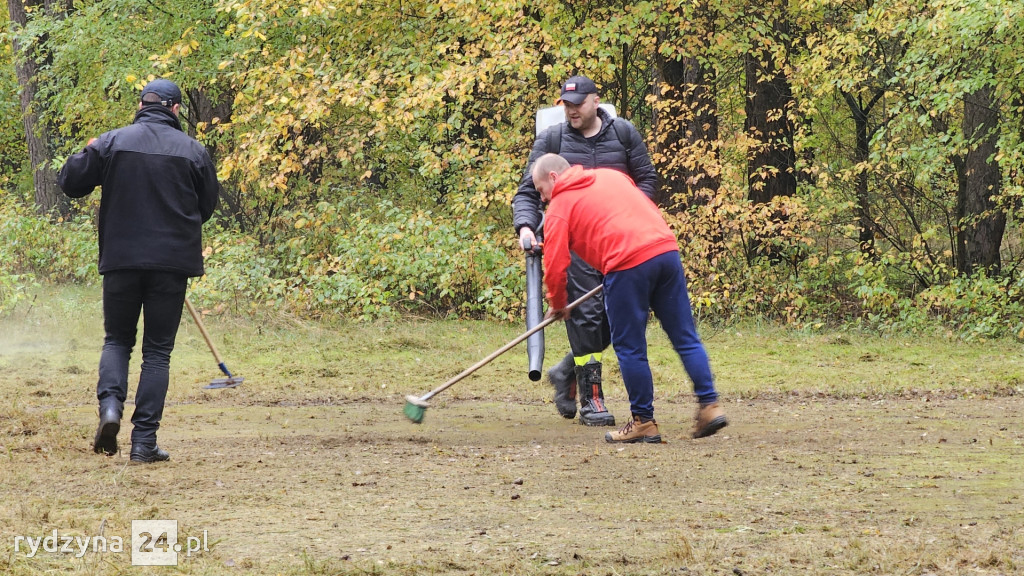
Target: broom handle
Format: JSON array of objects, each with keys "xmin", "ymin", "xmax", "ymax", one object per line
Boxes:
[
  {"xmin": 419, "ymin": 284, "xmax": 603, "ymax": 402},
  {"xmin": 184, "ymin": 297, "xmax": 224, "ymax": 365}
]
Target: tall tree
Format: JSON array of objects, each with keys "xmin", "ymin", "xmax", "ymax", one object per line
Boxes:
[
  {"xmin": 794, "ymin": 0, "xmax": 945, "ymax": 284},
  {"xmin": 841, "ymin": 89, "xmax": 884, "ymax": 257},
  {"xmin": 813, "ymin": 0, "xmax": 905, "ymax": 259},
  {"xmin": 6, "ymin": 0, "xmax": 69, "ymax": 217},
  {"xmin": 880, "ymin": 0, "xmax": 1022, "ymax": 281},
  {"xmin": 653, "ymin": 1, "xmax": 721, "ymax": 210},
  {"xmin": 744, "ymin": 1, "xmax": 795, "ymax": 206},
  {"xmin": 956, "ymin": 84, "xmax": 1004, "ymax": 274},
  {"xmin": 743, "ymin": 1, "xmax": 796, "ymax": 260}
]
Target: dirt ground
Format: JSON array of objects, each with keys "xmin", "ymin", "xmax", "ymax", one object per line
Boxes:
[
  {"xmin": 2, "ymin": 294, "xmax": 1023, "ymax": 574},
  {"xmin": 3, "ymin": 392, "xmax": 1023, "ymax": 575}
]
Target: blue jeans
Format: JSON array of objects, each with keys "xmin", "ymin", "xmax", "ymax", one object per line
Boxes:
[
  {"xmin": 603, "ymin": 251, "xmax": 717, "ymax": 420},
  {"xmin": 97, "ymin": 270, "xmax": 187, "ymax": 445}
]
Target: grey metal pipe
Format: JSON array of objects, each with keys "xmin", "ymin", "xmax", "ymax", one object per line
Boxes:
[{"xmin": 525, "ymin": 250, "xmax": 545, "ymax": 381}]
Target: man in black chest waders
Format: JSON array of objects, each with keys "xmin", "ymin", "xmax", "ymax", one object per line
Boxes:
[{"xmin": 513, "ymin": 75, "xmax": 658, "ymax": 426}]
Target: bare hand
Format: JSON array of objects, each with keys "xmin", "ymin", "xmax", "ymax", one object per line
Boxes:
[
  {"xmin": 544, "ymin": 307, "xmax": 568, "ymax": 321},
  {"xmin": 519, "ymin": 227, "xmax": 538, "ymax": 252}
]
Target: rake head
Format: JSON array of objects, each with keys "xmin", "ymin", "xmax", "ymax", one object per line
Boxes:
[{"xmin": 204, "ymin": 376, "xmax": 244, "ymax": 390}]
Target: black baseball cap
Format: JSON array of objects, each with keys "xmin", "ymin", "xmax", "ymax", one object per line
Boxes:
[
  {"xmin": 557, "ymin": 75, "xmax": 598, "ymax": 105},
  {"xmin": 140, "ymin": 78, "xmax": 182, "ymax": 107}
]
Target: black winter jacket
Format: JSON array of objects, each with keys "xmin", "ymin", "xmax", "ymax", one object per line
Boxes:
[
  {"xmin": 512, "ymin": 107, "xmax": 657, "ymax": 234},
  {"xmin": 58, "ymin": 105, "xmax": 220, "ymax": 277}
]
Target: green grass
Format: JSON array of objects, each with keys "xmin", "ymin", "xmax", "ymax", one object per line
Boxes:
[{"xmin": 4, "ymin": 284, "xmax": 1021, "ymax": 411}]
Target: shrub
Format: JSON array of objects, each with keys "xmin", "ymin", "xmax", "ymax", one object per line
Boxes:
[
  {"xmin": 192, "ymin": 199, "xmax": 523, "ymax": 320},
  {"xmin": 0, "ymin": 198, "xmax": 97, "ymax": 283},
  {"xmin": 5, "ymin": 182, "xmax": 1024, "ymax": 335}
]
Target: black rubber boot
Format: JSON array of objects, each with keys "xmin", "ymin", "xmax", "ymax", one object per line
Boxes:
[
  {"xmin": 93, "ymin": 402, "xmax": 122, "ymax": 456},
  {"xmin": 548, "ymin": 353, "xmax": 578, "ymax": 419},
  {"xmin": 576, "ymin": 361, "xmax": 615, "ymax": 426}
]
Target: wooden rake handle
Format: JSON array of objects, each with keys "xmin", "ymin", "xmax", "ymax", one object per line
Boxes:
[
  {"xmin": 418, "ymin": 284, "xmax": 603, "ymax": 403},
  {"xmin": 184, "ymin": 297, "xmax": 224, "ymax": 366}
]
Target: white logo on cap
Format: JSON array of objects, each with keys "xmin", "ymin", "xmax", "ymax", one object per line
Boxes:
[{"xmin": 565, "ymin": 83, "xmax": 577, "ymax": 92}]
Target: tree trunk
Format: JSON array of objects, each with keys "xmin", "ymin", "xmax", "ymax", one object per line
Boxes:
[
  {"xmin": 653, "ymin": 2, "xmax": 720, "ymax": 211},
  {"xmin": 957, "ymin": 85, "xmax": 1004, "ymax": 275},
  {"xmin": 744, "ymin": 25, "xmax": 796, "ymax": 205},
  {"xmin": 185, "ymin": 87, "xmax": 239, "ymax": 221},
  {"xmin": 7, "ymin": 0, "xmax": 69, "ymax": 218},
  {"xmin": 657, "ymin": 55, "xmax": 720, "ymax": 209},
  {"xmin": 842, "ymin": 90, "xmax": 884, "ymax": 258},
  {"xmin": 744, "ymin": 4, "xmax": 796, "ymax": 261}
]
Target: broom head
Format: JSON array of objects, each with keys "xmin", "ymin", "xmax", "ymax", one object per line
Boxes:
[{"xmin": 404, "ymin": 395, "xmax": 428, "ymax": 424}]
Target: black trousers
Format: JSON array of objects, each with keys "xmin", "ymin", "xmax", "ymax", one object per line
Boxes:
[
  {"xmin": 565, "ymin": 252, "xmax": 611, "ymax": 357},
  {"xmin": 97, "ymin": 270, "xmax": 187, "ymax": 445}
]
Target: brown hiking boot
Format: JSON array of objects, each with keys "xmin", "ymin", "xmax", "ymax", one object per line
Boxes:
[
  {"xmin": 605, "ymin": 416, "xmax": 661, "ymax": 444},
  {"xmin": 692, "ymin": 402, "xmax": 728, "ymax": 439}
]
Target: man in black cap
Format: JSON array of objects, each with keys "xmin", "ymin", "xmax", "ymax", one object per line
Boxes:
[
  {"xmin": 58, "ymin": 78, "xmax": 220, "ymax": 463},
  {"xmin": 513, "ymin": 74, "xmax": 658, "ymax": 426}
]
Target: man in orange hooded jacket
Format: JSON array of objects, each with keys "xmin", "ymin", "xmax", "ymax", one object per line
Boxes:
[{"xmin": 533, "ymin": 153, "xmax": 727, "ymax": 442}]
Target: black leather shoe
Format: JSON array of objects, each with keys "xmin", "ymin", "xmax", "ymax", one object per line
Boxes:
[
  {"xmin": 130, "ymin": 444, "xmax": 170, "ymax": 463},
  {"xmin": 93, "ymin": 405, "xmax": 121, "ymax": 455}
]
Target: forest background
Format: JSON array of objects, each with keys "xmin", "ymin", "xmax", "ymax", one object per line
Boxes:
[{"xmin": 3, "ymin": 0, "xmax": 1024, "ymax": 340}]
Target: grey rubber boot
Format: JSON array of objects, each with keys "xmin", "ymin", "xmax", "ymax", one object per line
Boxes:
[
  {"xmin": 548, "ymin": 352, "xmax": 577, "ymax": 419},
  {"xmin": 576, "ymin": 361, "xmax": 616, "ymax": 426}
]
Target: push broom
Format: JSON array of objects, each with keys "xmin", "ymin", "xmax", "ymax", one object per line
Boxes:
[
  {"xmin": 404, "ymin": 284, "xmax": 603, "ymax": 423},
  {"xmin": 185, "ymin": 298, "xmax": 245, "ymax": 389}
]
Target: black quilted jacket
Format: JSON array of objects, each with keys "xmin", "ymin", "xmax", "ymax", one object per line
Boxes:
[{"xmin": 512, "ymin": 107, "xmax": 657, "ymax": 234}]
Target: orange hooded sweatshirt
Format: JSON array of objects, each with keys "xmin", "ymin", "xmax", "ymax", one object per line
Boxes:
[{"xmin": 543, "ymin": 165, "xmax": 679, "ymax": 309}]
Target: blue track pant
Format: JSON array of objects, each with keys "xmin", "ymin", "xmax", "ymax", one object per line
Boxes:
[{"xmin": 603, "ymin": 250, "xmax": 718, "ymax": 420}]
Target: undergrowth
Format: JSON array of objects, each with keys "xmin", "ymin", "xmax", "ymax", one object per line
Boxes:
[{"xmin": 3, "ymin": 193, "xmax": 1024, "ymax": 341}]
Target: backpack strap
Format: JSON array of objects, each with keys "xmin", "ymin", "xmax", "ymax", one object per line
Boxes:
[
  {"xmin": 611, "ymin": 119, "xmax": 632, "ymax": 167},
  {"xmin": 545, "ymin": 123, "xmax": 563, "ymax": 154}
]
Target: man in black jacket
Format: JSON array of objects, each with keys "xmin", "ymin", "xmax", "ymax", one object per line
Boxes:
[
  {"xmin": 58, "ymin": 79, "xmax": 220, "ymax": 463},
  {"xmin": 513, "ymin": 75, "xmax": 658, "ymax": 426}
]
